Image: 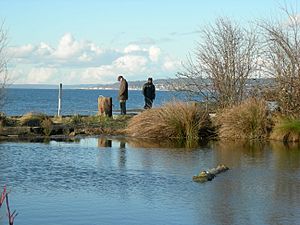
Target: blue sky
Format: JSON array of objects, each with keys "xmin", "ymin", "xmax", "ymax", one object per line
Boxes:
[{"xmin": 0, "ymin": 0, "xmax": 297, "ymax": 84}]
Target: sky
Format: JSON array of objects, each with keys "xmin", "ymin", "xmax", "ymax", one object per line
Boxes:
[{"xmin": 0, "ymin": 0, "xmax": 298, "ymax": 85}]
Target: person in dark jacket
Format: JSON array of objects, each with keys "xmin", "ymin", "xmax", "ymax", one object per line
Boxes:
[
  {"xmin": 117, "ymin": 75, "xmax": 128, "ymax": 115},
  {"xmin": 142, "ymin": 77, "xmax": 155, "ymax": 109}
]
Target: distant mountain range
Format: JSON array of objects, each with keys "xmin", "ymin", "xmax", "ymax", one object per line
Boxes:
[
  {"xmin": 9, "ymin": 78, "xmax": 274, "ymax": 91},
  {"xmin": 10, "ymin": 78, "xmax": 177, "ymax": 90}
]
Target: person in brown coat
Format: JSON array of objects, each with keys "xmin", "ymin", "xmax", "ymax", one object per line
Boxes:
[{"xmin": 117, "ymin": 75, "xmax": 128, "ymax": 115}]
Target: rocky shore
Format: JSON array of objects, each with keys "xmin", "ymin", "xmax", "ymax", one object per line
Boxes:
[{"xmin": 0, "ymin": 114, "xmax": 132, "ymax": 141}]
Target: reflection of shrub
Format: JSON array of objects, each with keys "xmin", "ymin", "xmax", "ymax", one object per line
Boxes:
[
  {"xmin": 41, "ymin": 118, "xmax": 53, "ymax": 136},
  {"xmin": 127, "ymin": 137, "xmax": 200, "ymax": 149},
  {"xmin": 270, "ymin": 116, "xmax": 300, "ymax": 142},
  {"xmin": 20, "ymin": 112, "xmax": 49, "ymax": 126},
  {"xmin": 216, "ymin": 98, "xmax": 269, "ymax": 140},
  {"xmin": 125, "ymin": 102, "xmax": 211, "ymax": 141}
]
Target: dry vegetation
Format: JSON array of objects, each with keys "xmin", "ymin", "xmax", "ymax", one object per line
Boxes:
[
  {"xmin": 216, "ymin": 98, "xmax": 270, "ymax": 140},
  {"xmin": 19, "ymin": 112, "xmax": 49, "ymax": 126},
  {"xmin": 176, "ymin": 18, "xmax": 259, "ymax": 108},
  {"xmin": 125, "ymin": 102, "xmax": 212, "ymax": 141}
]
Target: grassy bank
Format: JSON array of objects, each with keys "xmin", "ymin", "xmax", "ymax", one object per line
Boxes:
[
  {"xmin": 1, "ymin": 99, "xmax": 300, "ymax": 144},
  {"xmin": 0, "ymin": 112, "xmax": 131, "ymax": 140}
]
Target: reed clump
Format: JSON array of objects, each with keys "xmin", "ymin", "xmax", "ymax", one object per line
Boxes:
[
  {"xmin": 41, "ymin": 118, "xmax": 53, "ymax": 136},
  {"xmin": 19, "ymin": 112, "xmax": 49, "ymax": 127},
  {"xmin": 270, "ymin": 115, "xmax": 300, "ymax": 142},
  {"xmin": 125, "ymin": 102, "xmax": 211, "ymax": 141},
  {"xmin": 67, "ymin": 114, "xmax": 83, "ymax": 126},
  {"xmin": 216, "ymin": 98, "xmax": 269, "ymax": 140},
  {"xmin": 0, "ymin": 113, "xmax": 17, "ymax": 127}
]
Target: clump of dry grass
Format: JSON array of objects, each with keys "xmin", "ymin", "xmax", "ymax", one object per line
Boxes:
[
  {"xmin": 41, "ymin": 118, "xmax": 53, "ymax": 136},
  {"xmin": 270, "ymin": 115, "xmax": 300, "ymax": 142},
  {"xmin": 216, "ymin": 98, "xmax": 269, "ymax": 140},
  {"xmin": 0, "ymin": 113, "xmax": 17, "ymax": 127},
  {"xmin": 19, "ymin": 112, "xmax": 49, "ymax": 127},
  {"xmin": 125, "ymin": 102, "xmax": 211, "ymax": 140},
  {"xmin": 66, "ymin": 114, "xmax": 83, "ymax": 126}
]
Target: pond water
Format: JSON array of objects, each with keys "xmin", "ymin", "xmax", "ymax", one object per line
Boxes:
[{"xmin": 0, "ymin": 137, "xmax": 300, "ymax": 225}]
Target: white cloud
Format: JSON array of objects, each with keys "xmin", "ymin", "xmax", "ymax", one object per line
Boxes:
[
  {"xmin": 26, "ymin": 68, "xmax": 58, "ymax": 84},
  {"xmin": 53, "ymin": 33, "xmax": 82, "ymax": 59},
  {"xmin": 8, "ymin": 33, "xmax": 181, "ymax": 84},
  {"xmin": 149, "ymin": 46, "xmax": 161, "ymax": 62},
  {"xmin": 78, "ymin": 52, "xmax": 93, "ymax": 62},
  {"xmin": 163, "ymin": 57, "xmax": 181, "ymax": 71},
  {"xmin": 80, "ymin": 66, "xmax": 116, "ymax": 84},
  {"xmin": 113, "ymin": 55, "xmax": 148, "ymax": 72},
  {"xmin": 124, "ymin": 44, "xmax": 142, "ymax": 53},
  {"xmin": 36, "ymin": 42, "xmax": 54, "ymax": 56},
  {"xmin": 9, "ymin": 44, "xmax": 34, "ymax": 58}
]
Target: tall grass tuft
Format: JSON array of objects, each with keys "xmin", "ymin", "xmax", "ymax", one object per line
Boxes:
[
  {"xmin": 19, "ymin": 112, "xmax": 49, "ymax": 127},
  {"xmin": 41, "ymin": 118, "xmax": 53, "ymax": 136},
  {"xmin": 216, "ymin": 98, "xmax": 269, "ymax": 140},
  {"xmin": 125, "ymin": 102, "xmax": 211, "ymax": 141},
  {"xmin": 67, "ymin": 114, "xmax": 83, "ymax": 126},
  {"xmin": 270, "ymin": 116, "xmax": 300, "ymax": 142}
]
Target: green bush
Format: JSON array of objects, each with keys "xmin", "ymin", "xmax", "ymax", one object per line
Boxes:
[{"xmin": 270, "ymin": 115, "xmax": 300, "ymax": 142}]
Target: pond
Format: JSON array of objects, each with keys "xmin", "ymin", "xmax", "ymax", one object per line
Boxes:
[{"xmin": 0, "ymin": 137, "xmax": 300, "ymax": 225}]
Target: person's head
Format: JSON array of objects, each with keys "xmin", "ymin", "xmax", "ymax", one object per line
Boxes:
[
  {"xmin": 117, "ymin": 75, "xmax": 123, "ymax": 81},
  {"xmin": 147, "ymin": 77, "xmax": 153, "ymax": 83}
]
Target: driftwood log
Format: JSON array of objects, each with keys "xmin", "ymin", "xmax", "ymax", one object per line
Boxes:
[{"xmin": 193, "ymin": 164, "xmax": 229, "ymax": 182}]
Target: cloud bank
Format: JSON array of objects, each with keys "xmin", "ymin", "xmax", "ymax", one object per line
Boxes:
[{"xmin": 9, "ymin": 33, "xmax": 180, "ymax": 84}]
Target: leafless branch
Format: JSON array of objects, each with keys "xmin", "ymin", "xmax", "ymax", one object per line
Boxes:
[{"xmin": 176, "ymin": 17, "xmax": 260, "ymax": 109}]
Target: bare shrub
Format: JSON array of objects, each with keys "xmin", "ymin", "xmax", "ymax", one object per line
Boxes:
[
  {"xmin": 176, "ymin": 17, "xmax": 260, "ymax": 109},
  {"xmin": 0, "ymin": 21, "xmax": 9, "ymax": 111},
  {"xmin": 125, "ymin": 102, "xmax": 211, "ymax": 141},
  {"xmin": 260, "ymin": 5, "xmax": 300, "ymax": 116},
  {"xmin": 216, "ymin": 98, "xmax": 269, "ymax": 140}
]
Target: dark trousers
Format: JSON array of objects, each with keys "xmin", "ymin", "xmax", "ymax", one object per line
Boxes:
[
  {"xmin": 120, "ymin": 101, "xmax": 126, "ymax": 115},
  {"xmin": 144, "ymin": 97, "xmax": 153, "ymax": 109}
]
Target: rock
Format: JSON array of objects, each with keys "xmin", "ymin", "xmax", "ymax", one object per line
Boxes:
[
  {"xmin": 0, "ymin": 127, "xmax": 32, "ymax": 136},
  {"xmin": 193, "ymin": 164, "xmax": 229, "ymax": 183}
]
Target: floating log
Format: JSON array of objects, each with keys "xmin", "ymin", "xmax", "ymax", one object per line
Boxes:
[{"xmin": 193, "ymin": 164, "xmax": 229, "ymax": 182}]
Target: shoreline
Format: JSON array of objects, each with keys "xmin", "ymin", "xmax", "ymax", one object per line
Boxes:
[{"xmin": 0, "ymin": 114, "xmax": 132, "ymax": 141}]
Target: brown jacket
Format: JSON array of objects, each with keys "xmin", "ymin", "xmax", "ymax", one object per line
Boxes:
[{"xmin": 118, "ymin": 78, "xmax": 128, "ymax": 100}]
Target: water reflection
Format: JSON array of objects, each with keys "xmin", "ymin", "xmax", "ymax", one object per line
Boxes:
[
  {"xmin": 0, "ymin": 138, "xmax": 300, "ymax": 225},
  {"xmin": 120, "ymin": 141, "xmax": 126, "ymax": 149},
  {"xmin": 98, "ymin": 136, "xmax": 112, "ymax": 148},
  {"xmin": 126, "ymin": 137, "xmax": 204, "ymax": 149}
]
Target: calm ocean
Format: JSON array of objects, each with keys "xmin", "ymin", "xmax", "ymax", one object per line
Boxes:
[{"xmin": 2, "ymin": 89, "xmax": 183, "ymax": 116}]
